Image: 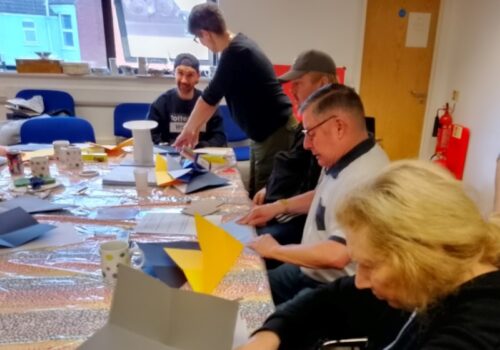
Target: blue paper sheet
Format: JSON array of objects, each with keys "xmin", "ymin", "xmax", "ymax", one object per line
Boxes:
[
  {"xmin": 0, "ymin": 207, "xmax": 56, "ymax": 248},
  {"xmin": 138, "ymin": 241, "xmax": 199, "ymax": 288}
]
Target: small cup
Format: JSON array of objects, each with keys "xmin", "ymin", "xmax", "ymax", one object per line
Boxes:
[
  {"xmin": 62, "ymin": 146, "xmax": 82, "ymax": 169},
  {"xmin": 134, "ymin": 168, "xmax": 149, "ymax": 192},
  {"xmin": 138, "ymin": 57, "xmax": 148, "ymax": 75},
  {"xmin": 30, "ymin": 156, "xmax": 50, "ymax": 177},
  {"xmin": 53, "ymin": 140, "xmax": 70, "ymax": 161},
  {"xmin": 99, "ymin": 240, "xmax": 144, "ymax": 284}
]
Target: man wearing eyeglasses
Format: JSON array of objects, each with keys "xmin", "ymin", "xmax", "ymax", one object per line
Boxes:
[
  {"xmin": 147, "ymin": 53, "xmax": 226, "ymax": 148},
  {"xmin": 173, "ymin": 3, "xmax": 296, "ymax": 197},
  {"xmin": 240, "ymin": 84, "xmax": 389, "ymax": 305}
]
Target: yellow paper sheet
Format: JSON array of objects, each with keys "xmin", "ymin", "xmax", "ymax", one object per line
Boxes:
[
  {"xmin": 164, "ymin": 214, "xmax": 244, "ymax": 294},
  {"xmin": 155, "ymin": 154, "xmax": 176, "ymax": 187},
  {"xmin": 22, "ymin": 149, "xmax": 54, "ymax": 161}
]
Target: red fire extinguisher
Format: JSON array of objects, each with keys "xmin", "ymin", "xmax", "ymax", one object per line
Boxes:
[{"xmin": 432, "ymin": 103, "xmax": 453, "ymax": 166}]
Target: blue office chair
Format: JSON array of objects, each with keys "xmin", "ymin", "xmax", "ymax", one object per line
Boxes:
[
  {"xmin": 15, "ymin": 89, "xmax": 75, "ymax": 116},
  {"xmin": 219, "ymin": 105, "xmax": 250, "ymax": 161},
  {"xmin": 20, "ymin": 117, "xmax": 96, "ymax": 143},
  {"xmin": 114, "ymin": 103, "xmax": 151, "ymax": 138}
]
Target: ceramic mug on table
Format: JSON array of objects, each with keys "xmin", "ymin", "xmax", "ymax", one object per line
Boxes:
[
  {"xmin": 99, "ymin": 240, "xmax": 144, "ymax": 284},
  {"xmin": 52, "ymin": 140, "xmax": 70, "ymax": 161},
  {"xmin": 61, "ymin": 146, "xmax": 82, "ymax": 169},
  {"xmin": 30, "ymin": 156, "xmax": 50, "ymax": 177}
]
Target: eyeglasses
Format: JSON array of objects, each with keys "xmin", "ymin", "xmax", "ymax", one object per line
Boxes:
[
  {"xmin": 193, "ymin": 35, "xmax": 200, "ymax": 44},
  {"xmin": 302, "ymin": 115, "xmax": 338, "ymax": 139}
]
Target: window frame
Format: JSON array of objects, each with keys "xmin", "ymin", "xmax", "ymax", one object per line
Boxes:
[
  {"xmin": 59, "ymin": 13, "xmax": 76, "ymax": 49},
  {"xmin": 22, "ymin": 19, "xmax": 37, "ymax": 45}
]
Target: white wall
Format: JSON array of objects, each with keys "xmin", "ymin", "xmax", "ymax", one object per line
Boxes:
[
  {"xmin": 421, "ymin": 0, "xmax": 500, "ymax": 214},
  {"xmin": 219, "ymin": 0, "xmax": 367, "ymax": 89}
]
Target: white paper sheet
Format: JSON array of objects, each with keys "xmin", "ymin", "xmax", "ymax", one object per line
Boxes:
[{"xmin": 135, "ymin": 213, "xmax": 222, "ymax": 236}]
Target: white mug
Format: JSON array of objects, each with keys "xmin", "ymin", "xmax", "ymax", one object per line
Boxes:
[
  {"xmin": 99, "ymin": 240, "xmax": 144, "ymax": 284},
  {"xmin": 61, "ymin": 146, "xmax": 82, "ymax": 169},
  {"xmin": 30, "ymin": 156, "xmax": 50, "ymax": 177},
  {"xmin": 53, "ymin": 140, "xmax": 70, "ymax": 161}
]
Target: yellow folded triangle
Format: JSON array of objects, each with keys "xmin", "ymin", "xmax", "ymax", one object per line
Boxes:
[
  {"xmin": 90, "ymin": 138, "xmax": 133, "ymax": 157},
  {"xmin": 164, "ymin": 214, "xmax": 244, "ymax": 294},
  {"xmin": 155, "ymin": 154, "xmax": 176, "ymax": 187},
  {"xmin": 22, "ymin": 148, "xmax": 54, "ymax": 161}
]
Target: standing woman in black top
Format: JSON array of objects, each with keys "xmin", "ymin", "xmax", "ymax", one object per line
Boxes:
[{"xmin": 173, "ymin": 3, "xmax": 296, "ymax": 196}]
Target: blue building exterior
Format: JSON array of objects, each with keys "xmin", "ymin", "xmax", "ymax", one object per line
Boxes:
[{"xmin": 0, "ymin": 0, "xmax": 81, "ymax": 66}]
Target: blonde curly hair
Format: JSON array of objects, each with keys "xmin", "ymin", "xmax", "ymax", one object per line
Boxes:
[{"xmin": 336, "ymin": 159, "xmax": 500, "ymax": 311}]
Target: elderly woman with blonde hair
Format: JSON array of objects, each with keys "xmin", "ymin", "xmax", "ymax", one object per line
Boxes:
[{"xmin": 237, "ymin": 160, "xmax": 500, "ymax": 350}]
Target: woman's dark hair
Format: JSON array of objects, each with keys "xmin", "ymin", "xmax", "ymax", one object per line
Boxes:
[{"xmin": 188, "ymin": 3, "xmax": 226, "ymax": 36}]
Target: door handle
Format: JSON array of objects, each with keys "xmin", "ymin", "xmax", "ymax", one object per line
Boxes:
[{"xmin": 410, "ymin": 90, "xmax": 427, "ymax": 99}]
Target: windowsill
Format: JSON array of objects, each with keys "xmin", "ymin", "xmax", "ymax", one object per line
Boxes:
[{"xmin": 0, "ymin": 70, "xmax": 176, "ymax": 81}]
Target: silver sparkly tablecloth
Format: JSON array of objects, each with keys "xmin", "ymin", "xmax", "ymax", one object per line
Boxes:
[{"xmin": 0, "ymin": 153, "xmax": 274, "ymax": 349}]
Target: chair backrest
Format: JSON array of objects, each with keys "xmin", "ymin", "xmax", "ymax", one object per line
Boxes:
[
  {"xmin": 16, "ymin": 89, "xmax": 75, "ymax": 115},
  {"xmin": 114, "ymin": 103, "xmax": 151, "ymax": 138},
  {"xmin": 219, "ymin": 105, "xmax": 248, "ymax": 142},
  {"xmin": 20, "ymin": 117, "xmax": 96, "ymax": 143}
]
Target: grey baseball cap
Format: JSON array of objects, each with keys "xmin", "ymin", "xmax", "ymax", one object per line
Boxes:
[
  {"xmin": 174, "ymin": 53, "xmax": 200, "ymax": 73},
  {"xmin": 278, "ymin": 50, "xmax": 336, "ymax": 82}
]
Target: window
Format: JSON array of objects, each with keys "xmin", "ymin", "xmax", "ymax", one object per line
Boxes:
[
  {"xmin": 22, "ymin": 20, "xmax": 37, "ymax": 43},
  {"xmin": 112, "ymin": 0, "xmax": 215, "ymax": 69},
  {"xmin": 60, "ymin": 14, "xmax": 75, "ymax": 47},
  {"xmin": 0, "ymin": 0, "xmax": 106, "ymax": 67}
]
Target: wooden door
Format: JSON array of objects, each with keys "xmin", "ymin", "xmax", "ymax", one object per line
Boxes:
[{"xmin": 360, "ymin": 0, "xmax": 440, "ymax": 160}]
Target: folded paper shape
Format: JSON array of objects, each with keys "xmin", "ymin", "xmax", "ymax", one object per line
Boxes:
[
  {"xmin": 79, "ymin": 265, "xmax": 239, "ymax": 350},
  {"xmin": 0, "ymin": 207, "xmax": 56, "ymax": 248},
  {"xmin": 164, "ymin": 214, "xmax": 244, "ymax": 294},
  {"xmin": 91, "ymin": 138, "xmax": 133, "ymax": 157},
  {"xmin": 155, "ymin": 154, "xmax": 177, "ymax": 187},
  {"xmin": 138, "ymin": 241, "xmax": 200, "ymax": 288}
]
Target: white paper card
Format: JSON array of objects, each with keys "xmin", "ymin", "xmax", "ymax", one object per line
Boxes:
[
  {"xmin": 135, "ymin": 213, "xmax": 222, "ymax": 236},
  {"xmin": 405, "ymin": 12, "xmax": 431, "ymax": 48}
]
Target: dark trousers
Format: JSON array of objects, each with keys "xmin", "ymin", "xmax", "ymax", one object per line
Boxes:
[{"xmin": 269, "ymin": 263, "xmax": 323, "ymax": 306}]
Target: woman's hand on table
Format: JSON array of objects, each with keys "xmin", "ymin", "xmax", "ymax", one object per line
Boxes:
[
  {"xmin": 173, "ymin": 127, "xmax": 199, "ymax": 149},
  {"xmin": 234, "ymin": 331, "xmax": 280, "ymax": 350},
  {"xmin": 238, "ymin": 201, "xmax": 283, "ymax": 226}
]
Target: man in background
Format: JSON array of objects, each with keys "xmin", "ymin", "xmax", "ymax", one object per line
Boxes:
[
  {"xmin": 148, "ymin": 53, "xmax": 226, "ymax": 148},
  {"xmin": 250, "ymin": 50, "xmax": 337, "ymax": 250}
]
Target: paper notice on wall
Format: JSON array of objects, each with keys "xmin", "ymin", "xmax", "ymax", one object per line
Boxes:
[{"xmin": 405, "ymin": 12, "xmax": 431, "ymax": 48}]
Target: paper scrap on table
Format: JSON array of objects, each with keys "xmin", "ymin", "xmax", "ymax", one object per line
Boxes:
[
  {"xmin": 135, "ymin": 212, "xmax": 221, "ymax": 236},
  {"xmin": 182, "ymin": 198, "xmax": 223, "ymax": 216},
  {"xmin": 164, "ymin": 214, "xmax": 244, "ymax": 294},
  {"xmin": 95, "ymin": 207, "xmax": 139, "ymax": 220}
]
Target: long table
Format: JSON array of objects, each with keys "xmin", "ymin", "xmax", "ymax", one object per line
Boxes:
[{"xmin": 0, "ymin": 151, "xmax": 273, "ymax": 349}]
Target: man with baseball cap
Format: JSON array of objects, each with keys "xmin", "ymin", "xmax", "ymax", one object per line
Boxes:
[
  {"xmin": 147, "ymin": 53, "xmax": 226, "ymax": 148},
  {"xmin": 241, "ymin": 50, "xmax": 337, "ymax": 264}
]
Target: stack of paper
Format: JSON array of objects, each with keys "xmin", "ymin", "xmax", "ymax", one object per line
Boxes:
[{"xmin": 6, "ymin": 96, "xmax": 44, "ymax": 117}]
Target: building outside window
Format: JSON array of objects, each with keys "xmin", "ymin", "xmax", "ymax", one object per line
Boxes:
[{"xmin": 0, "ymin": 0, "xmax": 215, "ymax": 71}]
